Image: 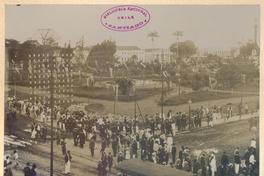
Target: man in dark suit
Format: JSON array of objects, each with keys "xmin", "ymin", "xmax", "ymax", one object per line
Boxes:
[
  {"xmin": 172, "ymin": 143, "xmax": 177, "ymax": 165},
  {"xmin": 23, "ymin": 162, "xmax": 31, "ymax": 176}
]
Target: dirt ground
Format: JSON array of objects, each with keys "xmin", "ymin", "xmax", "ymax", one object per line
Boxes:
[{"xmin": 4, "ymin": 114, "xmax": 259, "ymax": 176}]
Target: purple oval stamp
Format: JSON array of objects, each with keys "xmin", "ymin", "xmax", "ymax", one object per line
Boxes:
[{"xmin": 101, "ymin": 5, "xmax": 150, "ymax": 32}]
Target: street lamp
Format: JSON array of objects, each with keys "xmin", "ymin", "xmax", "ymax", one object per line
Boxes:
[{"xmin": 188, "ymin": 99, "xmax": 192, "ymax": 130}]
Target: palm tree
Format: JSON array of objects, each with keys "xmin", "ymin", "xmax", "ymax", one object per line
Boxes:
[{"xmin": 147, "ymin": 31, "xmax": 159, "ymax": 49}]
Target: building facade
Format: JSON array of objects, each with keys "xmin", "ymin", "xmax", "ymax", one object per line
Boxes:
[
  {"xmin": 144, "ymin": 48, "xmax": 172, "ymax": 63},
  {"xmin": 115, "ymin": 46, "xmax": 145, "ymax": 63},
  {"xmin": 115, "ymin": 46, "xmax": 173, "ymax": 64}
]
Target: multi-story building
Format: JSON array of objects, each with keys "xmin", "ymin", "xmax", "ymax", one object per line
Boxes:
[
  {"xmin": 144, "ymin": 48, "xmax": 172, "ymax": 63},
  {"xmin": 115, "ymin": 46, "xmax": 145, "ymax": 63},
  {"xmin": 201, "ymin": 49, "xmax": 234, "ymax": 60}
]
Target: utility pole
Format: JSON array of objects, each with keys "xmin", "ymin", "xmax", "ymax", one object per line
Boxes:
[
  {"xmin": 173, "ymin": 31, "xmax": 183, "ymax": 58},
  {"xmin": 177, "ymin": 65, "xmax": 181, "ymax": 95},
  {"xmin": 134, "ymin": 99, "xmax": 137, "ymax": 121},
  {"xmin": 254, "ymin": 18, "xmax": 257, "ymax": 45},
  {"xmin": 240, "ymin": 74, "xmax": 246, "ymax": 120},
  {"xmin": 113, "ymin": 85, "xmax": 118, "ymax": 114},
  {"xmin": 114, "ymin": 86, "xmax": 116, "ymax": 114},
  {"xmin": 188, "ymin": 99, "xmax": 192, "ymax": 130},
  {"xmin": 38, "ymin": 28, "xmax": 52, "ymax": 45},
  {"xmin": 161, "ymin": 50, "xmax": 164, "ymax": 121},
  {"xmin": 49, "ymin": 50, "xmax": 54, "ymax": 176}
]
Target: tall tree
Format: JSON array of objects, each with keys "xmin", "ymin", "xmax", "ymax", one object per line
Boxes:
[
  {"xmin": 87, "ymin": 40, "xmax": 117, "ymax": 76},
  {"xmin": 5, "ymin": 39, "xmax": 20, "ymax": 63},
  {"xmin": 239, "ymin": 41, "xmax": 259, "ymax": 57},
  {"xmin": 170, "ymin": 40, "xmax": 196, "ymax": 58},
  {"xmin": 147, "ymin": 31, "xmax": 159, "ymax": 48},
  {"xmin": 216, "ymin": 64, "xmax": 240, "ymax": 89}
]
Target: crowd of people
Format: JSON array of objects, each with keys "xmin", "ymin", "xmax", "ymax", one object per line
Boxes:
[
  {"xmin": 4, "ymin": 150, "xmax": 37, "ymax": 176},
  {"xmin": 5, "ymin": 96, "xmax": 258, "ymax": 176}
]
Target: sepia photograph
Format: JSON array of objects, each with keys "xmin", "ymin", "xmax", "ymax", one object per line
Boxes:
[{"xmin": 3, "ymin": 4, "xmax": 260, "ymax": 176}]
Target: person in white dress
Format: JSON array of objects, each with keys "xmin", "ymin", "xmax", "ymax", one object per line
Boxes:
[
  {"xmin": 31, "ymin": 123, "xmax": 37, "ymax": 143},
  {"xmin": 125, "ymin": 146, "xmax": 131, "ymax": 160},
  {"xmin": 13, "ymin": 150, "xmax": 19, "ymax": 169},
  {"xmin": 64, "ymin": 151, "xmax": 72, "ymax": 175},
  {"xmin": 166, "ymin": 135, "xmax": 173, "ymax": 153},
  {"xmin": 40, "ymin": 111, "xmax": 46, "ymax": 123},
  {"xmin": 210, "ymin": 153, "xmax": 217, "ymax": 176}
]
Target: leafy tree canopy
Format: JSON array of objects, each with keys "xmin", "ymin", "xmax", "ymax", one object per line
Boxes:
[
  {"xmin": 87, "ymin": 40, "xmax": 117, "ymax": 76},
  {"xmin": 170, "ymin": 40, "xmax": 197, "ymax": 58},
  {"xmin": 239, "ymin": 42, "xmax": 259, "ymax": 57}
]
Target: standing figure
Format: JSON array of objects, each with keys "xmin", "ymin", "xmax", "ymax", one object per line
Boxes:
[
  {"xmin": 30, "ymin": 163, "xmax": 37, "ymax": 176},
  {"xmin": 171, "ymin": 143, "xmax": 177, "ymax": 165},
  {"xmin": 13, "ymin": 150, "xmax": 19, "ymax": 169},
  {"xmin": 23, "ymin": 162, "xmax": 31, "ymax": 176},
  {"xmin": 89, "ymin": 138, "xmax": 96, "ymax": 157},
  {"xmin": 234, "ymin": 149, "xmax": 241, "ymax": 175},
  {"xmin": 61, "ymin": 140, "xmax": 67, "ymax": 156},
  {"xmin": 107, "ymin": 152, "xmax": 113, "ymax": 173},
  {"xmin": 209, "ymin": 153, "xmax": 217, "ymax": 176},
  {"xmin": 64, "ymin": 151, "xmax": 72, "ymax": 175}
]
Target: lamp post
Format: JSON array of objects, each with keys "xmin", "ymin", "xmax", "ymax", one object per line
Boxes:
[{"xmin": 188, "ymin": 99, "xmax": 192, "ymax": 130}]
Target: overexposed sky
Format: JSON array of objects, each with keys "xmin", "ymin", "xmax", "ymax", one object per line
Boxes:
[{"xmin": 5, "ymin": 5, "xmax": 260, "ymax": 51}]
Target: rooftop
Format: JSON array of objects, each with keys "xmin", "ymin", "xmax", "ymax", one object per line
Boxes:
[{"xmin": 117, "ymin": 46, "xmax": 140, "ymax": 51}]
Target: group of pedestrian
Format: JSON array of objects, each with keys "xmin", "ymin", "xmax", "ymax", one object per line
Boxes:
[
  {"xmin": 4, "ymin": 150, "xmax": 37, "ymax": 176},
  {"xmin": 30, "ymin": 122, "xmax": 48, "ymax": 143},
  {"xmin": 5, "ymin": 96, "xmax": 258, "ymax": 176},
  {"xmin": 97, "ymin": 152, "xmax": 113, "ymax": 176}
]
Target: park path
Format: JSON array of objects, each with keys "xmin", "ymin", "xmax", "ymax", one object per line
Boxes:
[{"xmin": 9, "ymin": 85, "xmax": 259, "ymax": 116}]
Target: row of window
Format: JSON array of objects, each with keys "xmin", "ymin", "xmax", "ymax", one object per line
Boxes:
[{"xmin": 28, "ymin": 53, "xmax": 73, "ymax": 57}]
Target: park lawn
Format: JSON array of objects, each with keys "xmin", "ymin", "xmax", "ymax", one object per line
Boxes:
[
  {"xmin": 162, "ymin": 91, "xmax": 256, "ymax": 106},
  {"xmin": 72, "ymin": 86, "xmax": 163, "ymax": 102}
]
